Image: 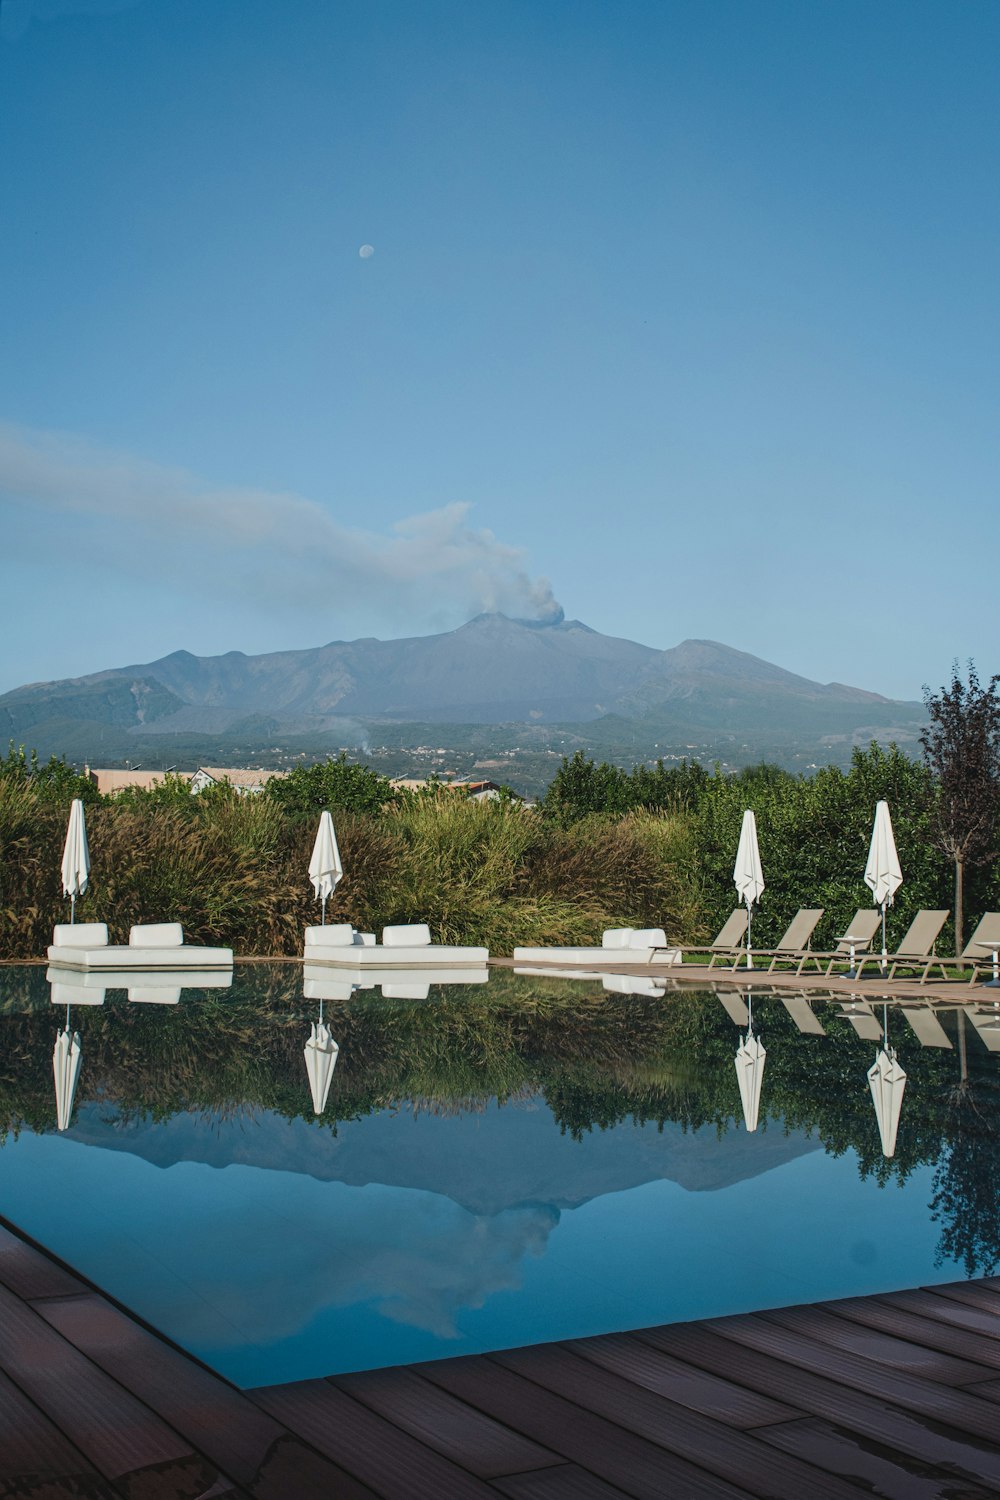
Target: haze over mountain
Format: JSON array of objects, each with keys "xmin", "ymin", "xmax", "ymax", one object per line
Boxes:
[{"xmin": 0, "ymin": 612, "xmax": 922, "ymax": 743}]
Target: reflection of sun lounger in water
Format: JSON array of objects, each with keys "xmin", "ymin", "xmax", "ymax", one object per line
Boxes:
[
  {"xmin": 898, "ymin": 1004, "xmax": 952, "ymax": 1049},
  {"xmin": 303, "ymin": 963, "xmax": 488, "ymax": 1000},
  {"xmin": 47, "ymin": 965, "xmax": 232, "ymax": 1002},
  {"xmin": 513, "ymin": 927, "xmax": 679, "ymax": 966},
  {"xmin": 965, "ymin": 1004, "xmax": 1000, "ymax": 1052},
  {"xmin": 838, "ymin": 1000, "xmax": 884, "ymax": 1040},
  {"xmin": 779, "ymin": 993, "xmax": 826, "ymax": 1035},
  {"xmin": 48, "ymin": 922, "xmax": 233, "ymax": 972},
  {"xmin": 304, "ymin": 923, "xmax": 488, "ymax": 967}
]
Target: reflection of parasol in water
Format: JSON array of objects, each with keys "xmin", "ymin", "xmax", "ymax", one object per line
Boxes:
[
  {"xmin": 734, "ymin": 993, "xmax": 766, "ymax": 1132},
  {"xmin": 867, "ymin": 1004, "xmax": 907, "ymax": 1158},
  {"xmin": 304, "ymin": 1006, "xmax": 340, "ymax": 1115},
  {"xmin": 53, "ymin": 1013, "xmax": 82, "ymax": 1132}
]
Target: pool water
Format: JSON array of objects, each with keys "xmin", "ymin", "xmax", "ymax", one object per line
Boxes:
[{"xmin": 1, "ymin": 964, "xmax": 997, "ymax": 1388}]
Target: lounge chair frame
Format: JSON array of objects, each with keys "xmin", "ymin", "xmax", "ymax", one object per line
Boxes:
[
  {"xmin": 853, "ymin": 910, "xmax": 950, "ymax": 984},
  {"xmin": 795, "ymin": 908, "xmax": 882, "ymax": 976},
  {"xmin": 682, "ymin": 909, "xmax": 749, "ymax": 968}
]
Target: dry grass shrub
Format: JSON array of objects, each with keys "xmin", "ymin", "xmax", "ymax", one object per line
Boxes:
[
  {"xmin": 0, "ymin": 787, "xmax": 705, "ymax": 957},
  {"xmin": 527, "ymin": 810, "xmax": 704, "ymax": 946}
]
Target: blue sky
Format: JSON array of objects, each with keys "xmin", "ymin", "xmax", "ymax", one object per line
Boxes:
[{"xmin": 1, "ymin": 0, "xmax": 997, "ymax": 700}]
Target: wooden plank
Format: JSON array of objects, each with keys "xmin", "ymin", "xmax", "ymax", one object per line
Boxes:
[
  {"xmin": 882, "ymin": 1288, "xmax": 1000, "ymax": 1339},
  {"xmin": 703, "ymin": 1310, "xmax": 1000, "ymax": 1444},
  {"xmin": 757, "ymin": 1415, "xmax": 997, "ymax": 1500},
  {"xmin": 0, "ymin": 1364, "xmax": 119, "ymax": 1498},
  {"xmin": 335, "ymin": 1366, "xmax": 563, "ymax": 1480},
  {"xmin": 493, "ymin": 1465, "xmax": 635, "ymax": 1499},
  {"xmin": 251, "ymin": 1378, "xmax": 497, "ymax": 1500},
  {"xmin": 35, "ymin": 1291, "xmax": 369, "ymax": 1498},
  {"xmin": 763, "ymin": 1302, "xmax": 996, "ymax": 1384},
  {"xmin": 637, "ymin": 1322, "xmax": 1000, "ymax": 1492},
  {"xmin": 820, "ymin": 1294, "xmax": 1000, "ymax": 1371},
  {"xmin": 565, "ymin": 1331, "xmax": 801, "ymax": 1428},
  {"xmin": 418, "ymin": 1353, "xmax": 756, "ymax": 1500},
  {"xmin": 492, "ymin": 1342, "xmax": 860, "ymax": 1500},
  {"xmin": 0, "ymin": 1220, "xmax": 85, "ymax": 1301},
  {"xmin": 924, "ymin": 1281, "xmax": 1000, "ymax": 1316},
  {"xmin": 0, "ymin": 1279, "xmax": 231, "ymax": 1494}
]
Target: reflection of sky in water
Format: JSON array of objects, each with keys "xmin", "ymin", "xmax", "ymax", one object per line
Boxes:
[{"xmin": 0, "ymin": 1099, "xmax": 959, "ymax": 1388}]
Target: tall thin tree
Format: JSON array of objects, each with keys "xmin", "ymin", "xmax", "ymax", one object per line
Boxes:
[{"xmin": 920, "ymin": 662, "xmax": 1000, "ymax": 955}]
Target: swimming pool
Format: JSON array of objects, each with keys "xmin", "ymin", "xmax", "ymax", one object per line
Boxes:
[{"xmin": 0, "ymin": 964, "xmax": 996, "ymax": 1387}]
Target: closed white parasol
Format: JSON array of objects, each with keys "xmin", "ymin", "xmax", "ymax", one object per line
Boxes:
[
  {"xmin": 867, "ymin": 1046, "xmax": 907, "ymax": 1158},
  {"xmin": 61, "ymin": 798, "xmax": 90, "ymax": 924},
  {"xmin": 734, "ymin": 994, "xmax": 766, "ymax": 1131},
  {"xmin": 864, "ymin": 801, "xmax": 903, "ymax": 974},
  {"xmin": 309, "ymin": 811, "xmax": 344, "ymax": 925},
  {"xmin": 53, "ymin": 1023, "xmax": 82, "ymax": 1132},
  {"xmin": 304, "ymin": 1018, "xmax": 340, "ymax": 1114},
  {"xmin": 733, "ymin": 810, "xmax": 765, "ymax": 969}
]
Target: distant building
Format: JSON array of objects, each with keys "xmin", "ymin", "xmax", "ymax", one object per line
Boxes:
[
  {"xmin": 189, "ymin": 767, "xmax": 288, "ymax": 795},
  {"xmin": 86, "ymin": 768, "xmax": 191, "ymax": 795}
]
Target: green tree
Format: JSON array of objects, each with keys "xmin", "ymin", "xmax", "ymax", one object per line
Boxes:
[
  {"xmin": 920, "ymin": 662, "xmax": 1000, "ymax": 954},
  {"xmin": 265, "ymin": 754, "xmax": 398, "ymax": 818},
  {"xmin": 0, "ymin": 743, "xmax": 98, "ymax": 805}
]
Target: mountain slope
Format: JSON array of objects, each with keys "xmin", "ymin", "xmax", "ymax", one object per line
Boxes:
[{"xmin": 0, "ymin": 614, "xmax": 925, "ymax": 767}]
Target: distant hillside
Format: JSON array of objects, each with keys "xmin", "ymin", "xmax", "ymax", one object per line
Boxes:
[{"xmin": 0, "ymin": 613, "xmax": 926, "ymax": 775}]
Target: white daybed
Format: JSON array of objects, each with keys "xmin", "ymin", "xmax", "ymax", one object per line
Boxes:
[
  {"xmin": 303, "ymin": 922, "xmax": 488, "ymax": 968},
  {"xmin": 47, "ymin": 921, "xmax": 233, "ymax": 973},
  {"xmin": 512, "ymin": 926, "xmax": 680, "ymax": 967}
]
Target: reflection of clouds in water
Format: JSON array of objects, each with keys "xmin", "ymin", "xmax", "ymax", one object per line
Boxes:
[
  {"xmin": 370, "ymin": 1203, "xmax": 559, "ymax": 1338},
  {"xmin": 147, "ymin": 1173, "xmax": 560, "ymax": 1349}
]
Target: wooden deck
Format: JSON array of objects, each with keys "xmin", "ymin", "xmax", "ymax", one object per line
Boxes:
[
  {"xmin": 2, "ymin": 1221, "xmax": 1000, "ymax": 1497},
  {"xmin": 496, "ymin": 953, "xmax": 1000, "ymax": 1006}
]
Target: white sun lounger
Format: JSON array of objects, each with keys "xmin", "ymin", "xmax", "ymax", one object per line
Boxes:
[
  {"xmin": 303, "ymin": 922, "xmax": 488, "ymax": 968},
  {"xmin": 513, "ymin": 927, "xmax": 679, "ymax": 966},
  {"xmin": 47, "ymin": 922, "xmax": 233, "ymax": 972}
]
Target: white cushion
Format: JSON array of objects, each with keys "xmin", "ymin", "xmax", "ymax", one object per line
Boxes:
[
  {"xmin": 305, "ymin": 923, "xmax": 357, "ymax": 947},
  {"xmin": 629, "ymin": 928, "xmax": 667, "ymax": 949},
  {"xmin": 382, "ymin": 924, "xmax": 432, "ymax": 947},
  {"xmin": 602, "ymin": 928, "xmax": 634, "ymax": 949},
  {"xmin": 357, "ymin": 932, "xmax": 376, "ymax": 946},
  {"xmin": 52, "ymin": 922, "xmax": 108, "ymax": 948},
  {"xmin": 130, "ymin": 922, "xmax": 184, "ymax": 948}
]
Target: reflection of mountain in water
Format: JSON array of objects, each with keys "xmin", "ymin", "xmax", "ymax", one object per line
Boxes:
[{"xmin": 69, "ymin": 1095, "xmax": 821, "ymax": 1216}]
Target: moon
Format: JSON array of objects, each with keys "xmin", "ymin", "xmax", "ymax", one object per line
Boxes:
[{"xmin": 359, "ymin": 244, "xmax": 374, "ymax": 259}]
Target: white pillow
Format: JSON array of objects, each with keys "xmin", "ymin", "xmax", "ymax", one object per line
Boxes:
[
  {"xmin": 602, "ymin": 928, "xmax": 634, "ymax": 949},
  {"xmin": 629, "ymin": 927, "xmax": 667, "ymax": 949},
  {"xmin": 305, "ymin": 923, "xmax": 357, "ymax": 947},
  {"xmin": 52, "ymin": 922, "xmax": 108, "ymax": 948},
  {"xmin": 130, "ymin": 922, "xmax": 184, "ymax": 948},
  {"xmin": 382, "ymin": 924, "xmax": 432, "ymax": 947}
]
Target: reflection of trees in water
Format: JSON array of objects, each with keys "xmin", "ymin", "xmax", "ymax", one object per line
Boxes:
[
  {"xmin": 1, "ymin": 970, "xmax": 999, "ymax": 1273},
  {"xmin": 931, "ymin": 1012, "xmax": 1000, "ymax": 1276}
]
